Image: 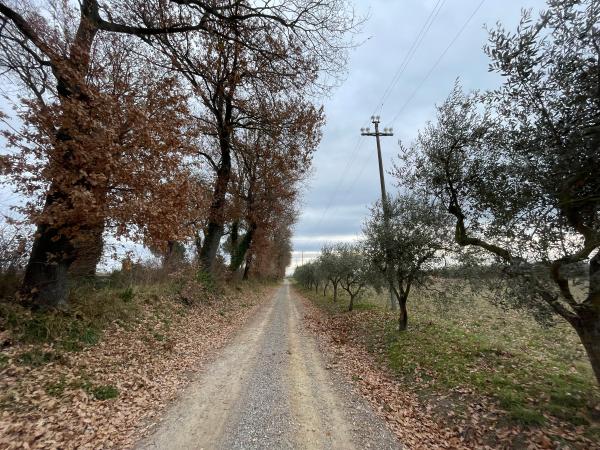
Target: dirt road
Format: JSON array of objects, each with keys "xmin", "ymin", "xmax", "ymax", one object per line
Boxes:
[{"xmin": 135, "ymin": 281, "xmax": 400, "ymax": 450}]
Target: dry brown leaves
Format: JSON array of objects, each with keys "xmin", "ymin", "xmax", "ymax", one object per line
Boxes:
[
  {"xmin": 295, "ymin": 291, "xmax": 598, "ymax": 450},
  {"xmin": 0, "ymin": 284, "xmax": 276, "ymax": 449}
]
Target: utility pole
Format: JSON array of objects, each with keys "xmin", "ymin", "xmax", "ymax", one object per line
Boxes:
[{"xmin": 361, "ymin": 116, "xmax": 396, "ymax": 311}]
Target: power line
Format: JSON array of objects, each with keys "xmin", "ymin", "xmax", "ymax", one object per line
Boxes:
[
  {"xmin": 331, "ymin": 0, "xmax": 487, "ymax": 216},
  {"xmin": 388, "ymin": 0, "xmax": 487, "ymax": 127},
  {"xmin": 373, "ymin": 0, "xmax": 447, "ymax": 116},
  {"xmin": 314, "ymin": 1, "xmax": 448, "ymax": 228},
  {"xmin": 312, "ymin": 135, "xmax": 366, "ymax": 229}
]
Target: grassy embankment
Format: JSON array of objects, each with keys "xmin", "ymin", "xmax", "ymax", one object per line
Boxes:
[
  {"xmin": 299, "ymin": 281, "xmax": 600, "ymax": 440},
  {"xmin": 0, "ymin": 268, "xmax": 268, "ymax": 404}
]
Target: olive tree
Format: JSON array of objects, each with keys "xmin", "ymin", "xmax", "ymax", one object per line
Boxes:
[
  {"xmin": 319, "ymin": 243, "xmax": 346, "ymax": 302},
  {"xmin": 364, "ymin": 196, "xmax": 453, "ymax": 331},
  {"xmin": 336, "ymin": 243, "xmax": 375, "ymax": 311},
  {"xmin": 399, "ymin": 0, "xmax": 600, "ymax": 383},
  {"xmin": 293, "ymin": 260, "xmax": 323, "ymax": 293}
]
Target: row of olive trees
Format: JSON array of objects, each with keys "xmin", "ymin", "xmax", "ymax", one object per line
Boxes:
[
  {"xmin": 294, "ymin": 193, "xmax": 453, "ymax": 327},
  {"xmin": 294, "ymin": 243, "xmax": 378, "ymax": 311},
  {"xmin": 298, "ymin": 0, "xmax": 600, "ymax": 385}
]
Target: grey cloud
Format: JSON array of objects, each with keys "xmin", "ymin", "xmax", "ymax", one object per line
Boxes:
[{"xmin": 292, "ymin": 0, "xmax": 548, "ymax": 259}]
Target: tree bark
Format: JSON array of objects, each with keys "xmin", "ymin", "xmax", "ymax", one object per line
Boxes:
[
  {"xmin": 199, "ymin": 161, "xmax": 231, "ymax": 272},
  {"xmin": 194, "ymin": 233, "xmax": 202, "ymax": 261},
  {"xmin": 333, "ymin": 283, "xmax": 338, "ymax": 302},
  {"xmin": 576, "ymin": 317, "xmax": 600, "ymax": 385},
  {"xmin": 229, "ymin": 222, "xmax": 256, "ymax": 272},
  {"xmin": 68, "ymin": 221, "xmax": 104, "ymax": 278},
  {"xmin": 348, "ymin": 294, "xmax": 355, "ymax": 311},
  {"xmin": 242, "ymin": 251, "xmax": 252, "ymax": 280},
  {"xmin": 398, "ymin": 295, "xmax": 408, "ymax": 331},
  {"xmin": 198, "ymin": 91, "xmax": 233, "ymax": 272},
  {"xmin": 21, "ymin": 218, "xmax": 74, "ymax": 310}
]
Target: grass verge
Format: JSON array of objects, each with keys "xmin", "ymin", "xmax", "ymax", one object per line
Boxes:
[{"xmin": 299, "ymin": 282, "xmax": 600, "ymax": 442}]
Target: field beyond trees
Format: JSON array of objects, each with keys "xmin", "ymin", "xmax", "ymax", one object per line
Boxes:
[{"xmin": 296, "ymin": 280, "xmax": 600, "ymax": 449}]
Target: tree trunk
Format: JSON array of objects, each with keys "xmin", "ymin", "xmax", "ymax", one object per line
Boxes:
[
  {"xmin": 570, "ymin": 252, "xmax": 600, "ymax": 385},
  {"xmin": 314, "ymin": 282, "xmax": 319, "ymax": 294},
  {"xmin": 22, "ymin": 220, "xmax": 74, "ymax": 310},
  {"xmin": 199, "ymin": 164, "xmax": 230, "ymax": 272},
  {"xmin": 20, "ymin": 6, "xmax": 100, "ymax": 308},
  {"xmin": 323, "ymin": 282, "xmax": 328, "ymax": 296},
  {"xmin": 398, "ymin": 295, "xmax": 408, "ymax": 331},
  {"xmin": 572, "ymin": 303, "xmax": 600, "ymax": 385},
  {"xmin": 348, "ymin": 294, "xmax": 355, "ymax": 311},
  {"xmin": 333, "ymin": 283, "xmax": 338, "ymax": 302},
  {"xmin": 194, "ymin": 233, "xmax": 202, "ymax": 261},
  {"xmin": 68, "ymin": 221, "xmax": 104, "ymax": 278},
  {"xmin": 578, "ymin": 325, "xmax": 600, "ymax": 385},
  {"xmin": 199, "ymin": 122, "xmax": 232, "ymax": 272},
  {"xmin": 229, "ymin": 223, "xmax": 256, "ymax": 272},
  {"xmin": 242, "ymin": 251, "xmax": 252, "ymax": 280},
  {"xmin": 200, "ymin": 222, "xmax": 224, "ymax": 272}
]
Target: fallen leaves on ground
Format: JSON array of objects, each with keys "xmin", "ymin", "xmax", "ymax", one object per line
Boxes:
[
  {"xmin": 295, "ymin": 291, "xmax": 598, "ymax": 450},
  {"xmin": 0, "ymin": 284, "xmax": 275, "ymax": 449}
]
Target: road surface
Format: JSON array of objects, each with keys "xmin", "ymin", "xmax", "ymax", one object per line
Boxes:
[{"xmin": 136, "ymin": 281, "xmax": 400, "ymax": 450}]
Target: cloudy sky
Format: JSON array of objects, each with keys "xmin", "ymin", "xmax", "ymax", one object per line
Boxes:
[{"xmin": 289, "ymin": 0, "xmax": 548, "ymax": 270}]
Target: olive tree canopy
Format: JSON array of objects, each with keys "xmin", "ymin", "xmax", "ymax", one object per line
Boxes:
[{"xmin": 398, "ymin": 0, "xmax": 600, "ymax": 383}]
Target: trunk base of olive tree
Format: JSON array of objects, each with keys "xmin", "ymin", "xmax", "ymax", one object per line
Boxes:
[
  {"xmin": 574, "ymin": 312, "xmax": 600, "ymax": 385},
  {"xmin": 397, "ymin": 296, "xmax": 408, "ymax": 331},
  {"xmin": 21, "ymin": 223, "xmax": 75, "ymax": 310},
  {"xmin": 388, "ymin": 286, "xmax": 397, "ymax": 311}
]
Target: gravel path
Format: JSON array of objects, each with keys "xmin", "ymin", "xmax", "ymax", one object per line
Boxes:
[{"xmin": 135, "ymin": 281, "xmax": 400, "ymax": 450}]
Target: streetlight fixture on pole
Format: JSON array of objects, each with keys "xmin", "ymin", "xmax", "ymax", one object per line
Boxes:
[{"xmin": 361, "ymin": 116, "xmax": 396, "ymax": 311}]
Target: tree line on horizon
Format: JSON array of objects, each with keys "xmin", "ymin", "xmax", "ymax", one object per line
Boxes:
[
  {"xmin": 295, "ymin": 0, "xmax": 600, "ymax": 386},
  {"xmin": 0, "ymin": 1, "xmax": 358, "ymax": 308}
]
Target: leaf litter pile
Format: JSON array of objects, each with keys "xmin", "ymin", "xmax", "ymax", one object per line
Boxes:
[
  {"xmin": 295, "ymin": 290, "xmax": 599, "ymax": 450},
  {"xmin": 0, "ymin": 282, "xmax": 275, "ymax": 449}
]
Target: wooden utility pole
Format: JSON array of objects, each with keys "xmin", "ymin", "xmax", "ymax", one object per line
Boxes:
[{"xmin": 361, "ymin": 116, "xmax": 396, "ymax": 311}]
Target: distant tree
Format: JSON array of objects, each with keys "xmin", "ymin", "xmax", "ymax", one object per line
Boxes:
[
  {"xmin": 228, "ymin": 103, "xmax": 322, "ymax": 275},
  {"xmin": 364, "ymin": 196, "xmax": 452, "ymax": 330},
  {"xmin": 319, "ymin": 243, "xmax": 347, "ymax": 302},
  {"xmin": 399, "ymin": 0, "xmax": 600, "ymax": 383},
  {"xmin": 337, "ymin": 243, "xmax": 374, "ymax": 311},
  {"xmin": 294, "ymin": 260, "xmax": 320, "ymax": 291}
]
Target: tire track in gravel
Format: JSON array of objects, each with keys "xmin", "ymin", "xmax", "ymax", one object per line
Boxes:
[{"xmin": 135, "ymin": 281, "xmax": 400, "ymax": 450}]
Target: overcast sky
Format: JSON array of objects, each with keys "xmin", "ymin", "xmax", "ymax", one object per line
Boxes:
[
  {"xmin": 0, "ymin": 0, "xmax": 551, "ymax": 272},
  {"xmin": 288, "ymin": 0, "xmax": 548, "ymax": 270}
]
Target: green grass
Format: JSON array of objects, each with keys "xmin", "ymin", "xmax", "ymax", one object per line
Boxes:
[
  {"xmin": 45, "ymin": 377, "xmax": 67, "ymax": 397},
  {"xmin": 300, "ymin": 282, "xmax": 600, "ymax": 431},
  {"xmin": 0, "ymin": 275, "xmax": 187, "ymax": 354},
  {"xmin": 90, "ymin": 384, "xmax": 119, "ymax": 400},
  {"xmin": 118, "ymin": 286, "xmax": 136, "ymax": 303},
  {"xmin": 59, "ymin": 374, "xmax": 119, "ymax": 400},
  {"xmin": 196, "ymin": 270, "xmax": 218, "ymax": 293},
  {"xmin": 17, "ymin": 348, "xmax": 63, "ymax": 367}
]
